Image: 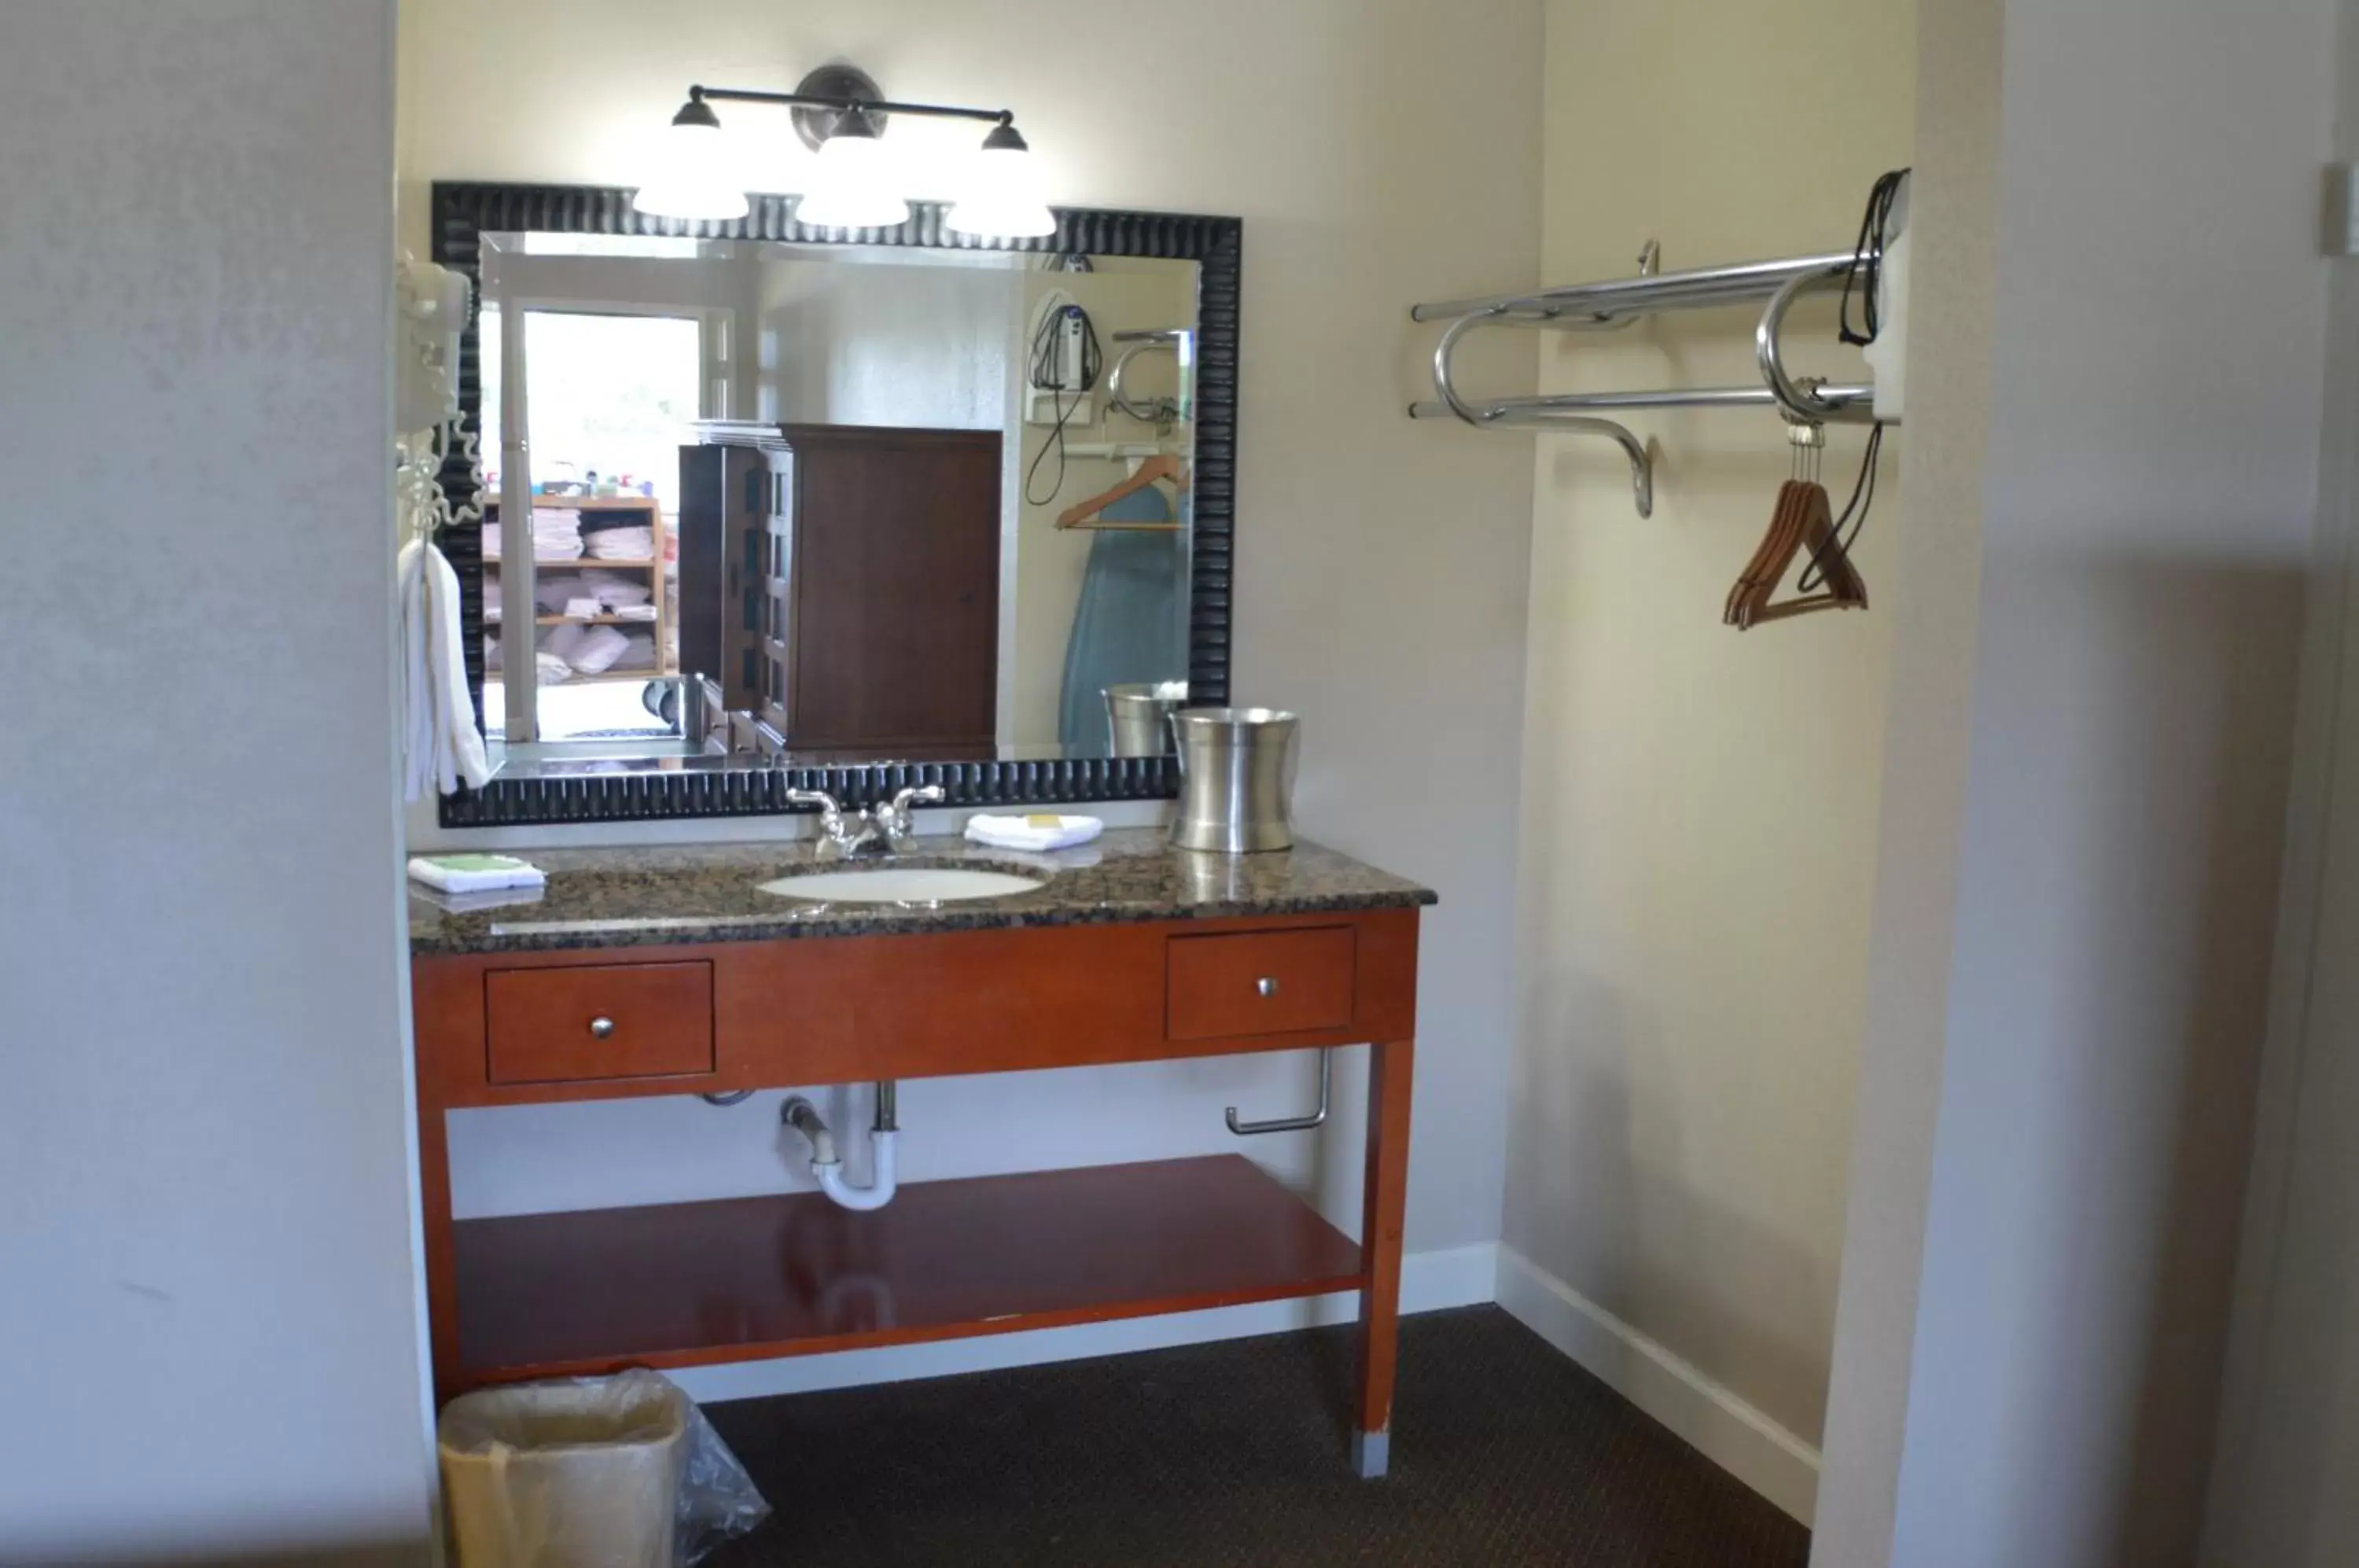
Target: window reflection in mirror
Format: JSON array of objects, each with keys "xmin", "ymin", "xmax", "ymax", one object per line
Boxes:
[
  {"xmin": 471, "ymin": 232, "xmax": 1197, "ymax": 775},
  {"xmin": 481, "ymin": 306, "xmax": 702, "ymax": 744}
]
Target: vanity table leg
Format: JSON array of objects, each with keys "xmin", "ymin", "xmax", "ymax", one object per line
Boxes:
[
  {"xmin": 416, "ymin": 1098, "xmax": 461, "ymax": 1400},
  {"xmin": 1353, "ymin": 1036, "xmax": 1414, "ymax": 1478}
]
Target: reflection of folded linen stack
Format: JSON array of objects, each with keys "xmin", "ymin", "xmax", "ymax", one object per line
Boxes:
[
  {"xmin": 535, "ymin": 572, "xmax": 650, "ymax": 614},
  {"xmin": 566, "ymin": 625, "xmax": 657, "ymax": 675},
  {"xmin": 532, "ymin": 507, "xmax": 583, "ymax": 561},
  {"xmin": 586, "ymin": 524, "xmax": 654, "ymax": 561},
  {"xmin": 580, "ymin": 572, "xmax": 650, "ymax": 607}
]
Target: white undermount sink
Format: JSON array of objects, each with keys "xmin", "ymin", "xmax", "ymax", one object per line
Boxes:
[{"xmin": 759, "ymin": 867, "xmax": 1045, "ymax": 903}]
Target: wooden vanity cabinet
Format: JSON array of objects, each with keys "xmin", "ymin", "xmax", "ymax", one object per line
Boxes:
[{"xmin": 410, "ymin": 906, "xmax": 1421, "ymax": 1477}]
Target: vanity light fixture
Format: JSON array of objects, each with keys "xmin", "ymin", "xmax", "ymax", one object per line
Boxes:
[
  {"xmin": 632, "ymin": 64, "xmax": 1058, "ymax": 239},
  {"xmin": 789, "ymin": 106, "xmax": 909, "ymax": 231},
  {"xmin": 633, "ymin": 94, "xmax": 751, "ymax": 223}
]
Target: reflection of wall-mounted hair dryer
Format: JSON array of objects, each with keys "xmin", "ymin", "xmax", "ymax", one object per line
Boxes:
[{"xmin": 1025, "ymin": 289, "xmax": 1101, "ymax": 427}]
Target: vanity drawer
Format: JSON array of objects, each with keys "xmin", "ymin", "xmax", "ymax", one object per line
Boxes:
[
  {"xmin": 485, "ymin": 962, "xmax": 716, "ymax": 1084},
  {"xmin": 1166, "ymin": 927, "xmax": 1356, "ymax": 1042}
]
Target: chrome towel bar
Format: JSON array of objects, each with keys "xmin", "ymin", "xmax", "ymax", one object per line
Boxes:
[{"xmin": 1407, "ymin": 245, "xmax": 1895, "ymax": 518}]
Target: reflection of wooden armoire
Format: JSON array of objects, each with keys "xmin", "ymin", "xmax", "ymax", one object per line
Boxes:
[{"xmin": 679, "ymin": 425, "xmax": 1001, "ymax": 753}]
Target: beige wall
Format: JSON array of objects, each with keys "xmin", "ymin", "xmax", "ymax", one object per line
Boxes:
[
  {"xmin": 1, "ymin": 2, "xmax": 432, "ymax": 1560},
  {"xmin": 1502, "ymin": 0, "xmax": 1915, "ymax": 1493},
  {"xmin": 400, "ymin": 0, "xmax": 1544, "ymax": 1291}
]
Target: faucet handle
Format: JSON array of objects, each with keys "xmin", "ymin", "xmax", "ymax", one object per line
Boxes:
[
  {"xmin": 786, "ymin": 787, "xmax": 848, "ymax": 841},
  {"xmin": 881, "ymin": 784, "xmax": 946, "ymax": 846}
]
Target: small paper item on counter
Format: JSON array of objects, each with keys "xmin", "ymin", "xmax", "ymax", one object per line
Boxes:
[
  {"xmin": 408, "ymin": 853, "xmax": 547, "ymax": 895},
  {"xmin": 964, "ymin": 814, "xmax": 1104, "ymax": 852}
]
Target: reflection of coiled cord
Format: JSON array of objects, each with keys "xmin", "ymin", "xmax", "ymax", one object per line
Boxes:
[{"xmin": 1023, "ymin": 300, "xmax": 1101, "ymax": 506}]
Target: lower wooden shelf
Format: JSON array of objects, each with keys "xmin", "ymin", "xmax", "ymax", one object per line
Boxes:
[{"xmin": 451, "ymin": 1154, "xmax": 1364, "ymax": 1388}]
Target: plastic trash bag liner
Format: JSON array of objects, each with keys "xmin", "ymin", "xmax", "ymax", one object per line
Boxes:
[{"xmin": 437, "ymin": 1368, "xmax": 769, "ymax": 1566}]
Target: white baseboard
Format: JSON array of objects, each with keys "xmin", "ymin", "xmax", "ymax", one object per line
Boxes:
[
  {"xmin": 672, "ymin": 1242, "xmax": 1500, "ymax": 1406},
  {"xmin": 1493, "ymin": 1246, "xmax": 1822, "ymax": 1526}
]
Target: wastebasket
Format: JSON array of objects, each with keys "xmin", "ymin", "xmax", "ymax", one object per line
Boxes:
[{"xmin": 438, "ymin": 1371, "xmax": 690, "ymax": 1568}]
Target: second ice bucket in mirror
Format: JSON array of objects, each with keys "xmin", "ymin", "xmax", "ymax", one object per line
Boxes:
[{"xmin": 1169, "ymin": 707, "xmax": 1297, "ymax": 852}]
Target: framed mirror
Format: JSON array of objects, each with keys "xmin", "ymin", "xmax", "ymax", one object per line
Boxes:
[{"xmin": 429, "ymin": 183, "xmax": 1239, "ymax": 827}]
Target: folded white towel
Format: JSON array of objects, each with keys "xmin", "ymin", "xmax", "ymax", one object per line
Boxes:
[
  {"xmin": 535, "ymin": 650, "xmax": 574, "ymax": 684},
  {"xmin": 613, "ymin": 602, "xmax": 658, "ymax": 621},
  {"xmin": 562, "ymin": 597, "xmax": 604, "ymax": 620},
  {"xmin": 964, "ymin": 813, "xmax": 1104, "ymax": 852},
  {"xmin": 408, "ymin": 853, "xmax": 547, "ymax": 894}
]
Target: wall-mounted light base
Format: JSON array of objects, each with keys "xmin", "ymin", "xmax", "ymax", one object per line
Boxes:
[{"xmin": 793, "ymin": 63, "xmax": 885, "ymax": 150}]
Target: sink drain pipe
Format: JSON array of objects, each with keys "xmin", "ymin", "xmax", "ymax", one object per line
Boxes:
[{"xmin": 782, "ymin": 1084, "xmax": 899, "ymax": 1211}]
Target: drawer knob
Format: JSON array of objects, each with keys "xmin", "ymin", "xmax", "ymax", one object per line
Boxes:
[
  {"xmin": 588, "ymin": 1016, "xmax": 616, "ymax": 1039},
  {"xmin": 1257, "ymin": 977, "xmax": 1280, "ymax": 998}
]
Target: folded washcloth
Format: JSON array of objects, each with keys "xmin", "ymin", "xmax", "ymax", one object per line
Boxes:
[
  {"xmin": 408, "ymin": 853, "xmax": 547, "ymax": 895},
  {"xmin": 964, "ymin": 813, "xmax": 1104, "ymax": 852},
  {"xmin": 613, "ymin": 602, "xmax": 658, "ymax": 621}
]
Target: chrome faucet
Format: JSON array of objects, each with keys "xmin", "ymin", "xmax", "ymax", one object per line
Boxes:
[{"xmin": 786, "ymin": 785, "xmax": 948, "ymax": 856}]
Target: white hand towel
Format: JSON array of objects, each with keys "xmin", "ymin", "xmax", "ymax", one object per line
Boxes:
[
  {"xmin": 398, "ymin": 536, "xmax": 494, "ymax": 802},
  {"xmin": 964, "ymin": 814, "xmax": 1104, "ymax": 852}
]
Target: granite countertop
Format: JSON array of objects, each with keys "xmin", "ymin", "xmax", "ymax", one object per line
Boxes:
[{"xmin": 407, "ymin": 829, "xmax": 1437, "ymax": 956}]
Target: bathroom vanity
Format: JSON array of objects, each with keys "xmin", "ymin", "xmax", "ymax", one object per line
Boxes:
[{"xmin": 408, "ymin": 830, "xmax": 1433, "ymax": 1475}]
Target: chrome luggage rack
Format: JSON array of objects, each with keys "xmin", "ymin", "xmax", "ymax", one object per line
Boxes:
[{"xmin": 1407, "ymin": 244, "xmax": 1895, "ymax": 517}]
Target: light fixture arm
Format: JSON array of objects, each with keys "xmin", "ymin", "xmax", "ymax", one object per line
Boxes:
[{"xmin": 687, "ymin": 83, "xmax": 1017, "ymax": 132}]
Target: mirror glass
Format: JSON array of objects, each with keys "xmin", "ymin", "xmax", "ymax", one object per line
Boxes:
[{"xmin": 472, "ymin": 231, "xmax": 1199, "ymax": 776}]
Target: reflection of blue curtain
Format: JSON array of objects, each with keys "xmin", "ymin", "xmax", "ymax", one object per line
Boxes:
[{"xmin": 1058, "ymin": 484, "xmax": 1190, "ymax": 752}]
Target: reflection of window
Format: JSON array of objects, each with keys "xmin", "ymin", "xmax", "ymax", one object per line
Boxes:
[{"xmin": 524, "ymin": 313, "xmax": 701, "ymax": 510}]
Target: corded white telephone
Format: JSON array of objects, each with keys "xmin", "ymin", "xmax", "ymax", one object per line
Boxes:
[{"xmin": 396, "ymin": 256, "xmax": 469, "ymax": 438}]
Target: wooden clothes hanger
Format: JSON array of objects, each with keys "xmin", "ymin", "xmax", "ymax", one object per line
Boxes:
[
  {"xmin": 1727, "ymin": 424, "xmax": 1868, "ymax": 628},
  {"xmin": 1056, "ymin": 453, "xmax": 1187, "ymax": 531}
]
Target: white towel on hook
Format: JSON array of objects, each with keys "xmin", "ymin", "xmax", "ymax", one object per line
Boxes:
[{"xmin": 398, "ymin": 536, "xmax": 494, "ymax": 801}]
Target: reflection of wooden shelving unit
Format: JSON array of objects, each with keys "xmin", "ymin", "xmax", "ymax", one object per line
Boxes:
[{"xmin": 484, "ymin": 495, "xmax": 672, "ymax": 687}]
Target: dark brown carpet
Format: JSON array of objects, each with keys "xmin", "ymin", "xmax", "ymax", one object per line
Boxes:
[{"xmin": 702, "ymin": 1305, "xmax": 1810, "ymax": 1566}]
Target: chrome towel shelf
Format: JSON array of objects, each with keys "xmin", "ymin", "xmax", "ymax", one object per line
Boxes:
[{"xmin": 1407, "ymin": 245, "xmax": 1894, "ymax": 518}]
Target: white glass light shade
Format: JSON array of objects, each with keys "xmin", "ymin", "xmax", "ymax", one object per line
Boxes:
[
  {"xmin": 793, "ymin": 127, "xmax": 911, "ymax": 230},
  {"xmin": 946, "ymin": 131, "xmax": 1055, "ymax": 238},
  {"xmin": 632, "ymin": 115, "xmax": 750, "ymax": 222}
]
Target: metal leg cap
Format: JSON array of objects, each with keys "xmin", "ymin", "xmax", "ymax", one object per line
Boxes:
[{"xmin": 1352, "ymin": 1430, "xmax": 1391, "ymax": 1479}]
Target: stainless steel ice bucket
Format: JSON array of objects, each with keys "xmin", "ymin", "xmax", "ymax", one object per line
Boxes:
[
  {"xmin": 1168, "ymin": 707, "xmax": 1297, "ymax": 852},
  {"xmin": 1104, "ymin": 684, "xmax": 1186, "ymax": 758}
]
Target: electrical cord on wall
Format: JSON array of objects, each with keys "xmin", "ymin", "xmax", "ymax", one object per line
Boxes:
[
  {"xmin": 1800, "ymin": 167, "xmax": 1908, "ymax": 592},
  {"xmin": 1838, "ymin": 167, "xmax": 1909, "ymax": 348},
  {"xmin": 1023, "ymin": 298, "xmax": 1102, "ymax": 506}
]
